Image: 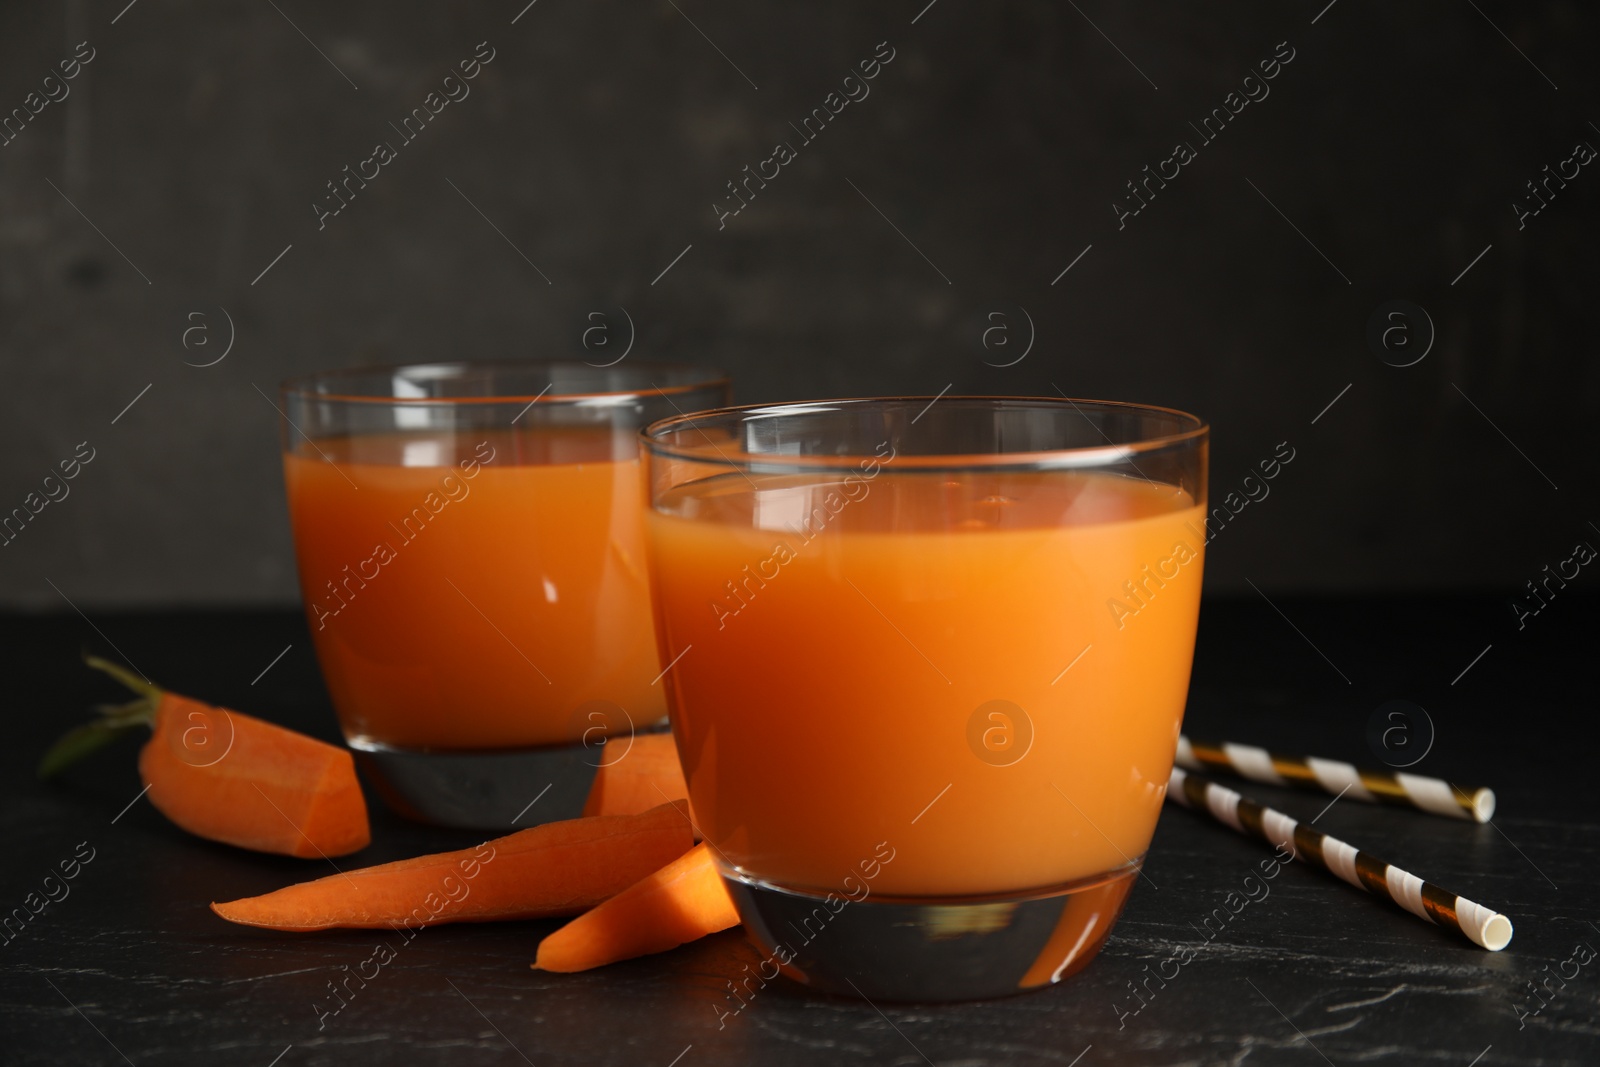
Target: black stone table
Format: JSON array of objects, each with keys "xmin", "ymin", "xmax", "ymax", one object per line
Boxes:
[{"xmin": 3, "ymin": 596, "xmax": 1595, "ymax": 1065}]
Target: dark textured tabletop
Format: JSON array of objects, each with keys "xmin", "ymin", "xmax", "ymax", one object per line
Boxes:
[{"xmin": 3, "ymin": 595, "xmax": 1595, "ymax": 1066}]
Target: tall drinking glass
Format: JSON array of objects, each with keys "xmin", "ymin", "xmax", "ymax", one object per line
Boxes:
[
  {"xmin": 642, "ymin": 397, "xmax": 1207, "ymax": 1000},
  {"xmin": 281, "ymin": 361, "xmax": 730, "ymax": 828}
]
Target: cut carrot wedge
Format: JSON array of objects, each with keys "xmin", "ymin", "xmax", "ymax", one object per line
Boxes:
[
  {"xmin": 139, "ymin": 690, "xmax": 370, "ymax": 858},
  {"xmin": 40, "ymin": 656, "xmax": 370, "ymax": 858},
  {"xmin": 212, "ymin": 801, "xmax": 694, "ymax": 933},
  {"xmin": 582, "ymin": 731, "xmax": 690, "ymax": 818},
  {"xmin": 535, "ymin": 841, "xmax": 739, "ymax": 972}
]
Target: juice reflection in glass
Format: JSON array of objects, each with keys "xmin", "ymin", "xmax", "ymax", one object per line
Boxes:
[
  {"xmin": 280, "ymin": 362, "xmax": 729, "ymax": 827},
  {"xmin": 642, "ymin": 397, "xmax": 1207, "ymax": 1001}
]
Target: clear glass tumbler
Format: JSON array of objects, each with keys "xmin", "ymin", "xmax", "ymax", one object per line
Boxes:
[
  {"xmin": 642, "ymin": 396, "xmax": 1207, "ymax": 1001},
  {"xmin": 280, "ymin": 361, "xmax": 729, "ymax": 828}
]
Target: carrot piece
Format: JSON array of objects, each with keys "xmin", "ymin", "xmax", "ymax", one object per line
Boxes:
[
  {"xmin": 40, "ymin": 656, "xmax": 370, "ymax": 858},
  {"xmin": 534, "ymin": 842, "xmax": 739, "ymax": 972},
  {"xmin": 140, "ymin": 692, "xmax": 370, "ymax": 858},
  {"xmin": 211, "ymin": 802, "xmax": 694, "ymax": 933},
  {"xmin": 582, "ymin": 731, "xmax": 689, "ymax": 817}
]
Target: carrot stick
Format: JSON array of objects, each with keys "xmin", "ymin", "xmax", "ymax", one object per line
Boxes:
[
  {"xmin": 41, "ymin": 656, "xmax": 370, "ymax": 858},
  {"xmin": 212, "ymin": 801, "xmax": 694, "ymax": 933},
  {"xmin": 582, "ymin": 731, "xmax": 689, "ymax": 818},
  {"xmin": 534, "ymin": 842, "xmax": 739, "ymax": 972}
]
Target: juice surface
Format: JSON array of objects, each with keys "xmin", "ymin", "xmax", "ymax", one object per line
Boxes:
[
  {"xmin": 647, "ymin": 468, "xmax": 1205, "ymax": 897},
  {"xmin": 285, "ymin": 428, "xmax": 663, "ymax": 750}
]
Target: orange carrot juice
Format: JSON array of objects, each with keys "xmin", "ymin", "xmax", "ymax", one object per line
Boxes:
[
  {"xmin": 285, "ymin": 428, "xmax": 663, "ymax": 751},
  {"xmin": 647, "ymin": 469, "xmax": 1204, "ymax": 897}
]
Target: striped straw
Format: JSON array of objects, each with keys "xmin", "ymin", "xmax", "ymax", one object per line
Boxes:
[
  {"xmin": 1176, "ymin": 735, "xmax": 1495, "ymax": 823},
  {"xmin": 1168, "ymin": 767, "xmax": 1513, "ymax": 951}
]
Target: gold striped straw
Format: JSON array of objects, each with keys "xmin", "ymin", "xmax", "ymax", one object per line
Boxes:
[
  {"xmin": 1176, "ymin": 735, "xmax": 1495, "ymax": 823},
  {"xmin": 1168, "ymin": 768, "xmax": 1512, "ymax": 951}
]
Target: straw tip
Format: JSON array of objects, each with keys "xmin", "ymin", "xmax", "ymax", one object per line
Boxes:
[{"xmin": 1481, "ymin": 914, "xmax": 1513, "ymax": 951}]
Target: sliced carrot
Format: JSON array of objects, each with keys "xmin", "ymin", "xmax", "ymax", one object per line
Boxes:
[
  {"xmin": 534, "ymin": 841, "xmax": 739, "ymax": 972},
  {"xmin": 582, "ymin": 731, "xmax": 689, "ymax": 818},
  {"xmin": 211, "ymin": 801, "xmax": 694, "ymax": 932},
  {"xmin": 138, "ymin": 691, "xmax": 370, "ymax": 858},
  {"xmin": 41, "ymin": 657, "xmax": 370, "ymax": 858}
]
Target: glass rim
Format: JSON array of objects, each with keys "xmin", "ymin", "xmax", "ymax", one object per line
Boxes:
[
  {"xmin": 279, "ymin": 359, "xmax": 729, "ymax": 407},
  {"xmin": 640, "ymin": 395, "xmax": 1208, "ymax": 473}
]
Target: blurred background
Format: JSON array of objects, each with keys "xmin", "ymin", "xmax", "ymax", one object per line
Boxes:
[{"xmin": 0, "ymin": 0, "xmax": 1593, "ymax": 608}]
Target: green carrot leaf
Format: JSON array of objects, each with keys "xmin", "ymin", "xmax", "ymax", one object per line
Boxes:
[
  {"xmin": 37, "ymin": 716, "xmax": 148, "ymax": 780},
  {"xmin": 82, "ymin": 653, "xmax": 162, "ymax": 700}
]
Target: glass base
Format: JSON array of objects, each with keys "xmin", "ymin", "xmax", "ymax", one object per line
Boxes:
[
  {"xmin": 723, "ymin": 862, "xmax": 1141, "ymax": 1002},
  {"xmin": 350, "ymin": 738, "xmax": 601, "ymax": 830}
]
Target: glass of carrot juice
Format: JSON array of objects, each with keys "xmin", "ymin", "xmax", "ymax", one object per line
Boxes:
[
  {"xmin": 280, "ymin": 361, "xmax": 729, "ymax": 828},
  {"xmin": 642, "ymin": 396, "xmax": 1207, "ymax": 1001}
]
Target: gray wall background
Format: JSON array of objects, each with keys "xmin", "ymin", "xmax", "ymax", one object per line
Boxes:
[{"xmin": 0, "ymin": 0, "xmax": 1593, "ymax": 608}]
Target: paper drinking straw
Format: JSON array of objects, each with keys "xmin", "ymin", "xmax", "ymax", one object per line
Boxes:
[
  {"xmin": 1167, "ymin": 767, "xmax": 1513, "ymax": 951},
  {"xmin": 1176, "ymin": 735, "xmax": 1495, "ymax": 823}
]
